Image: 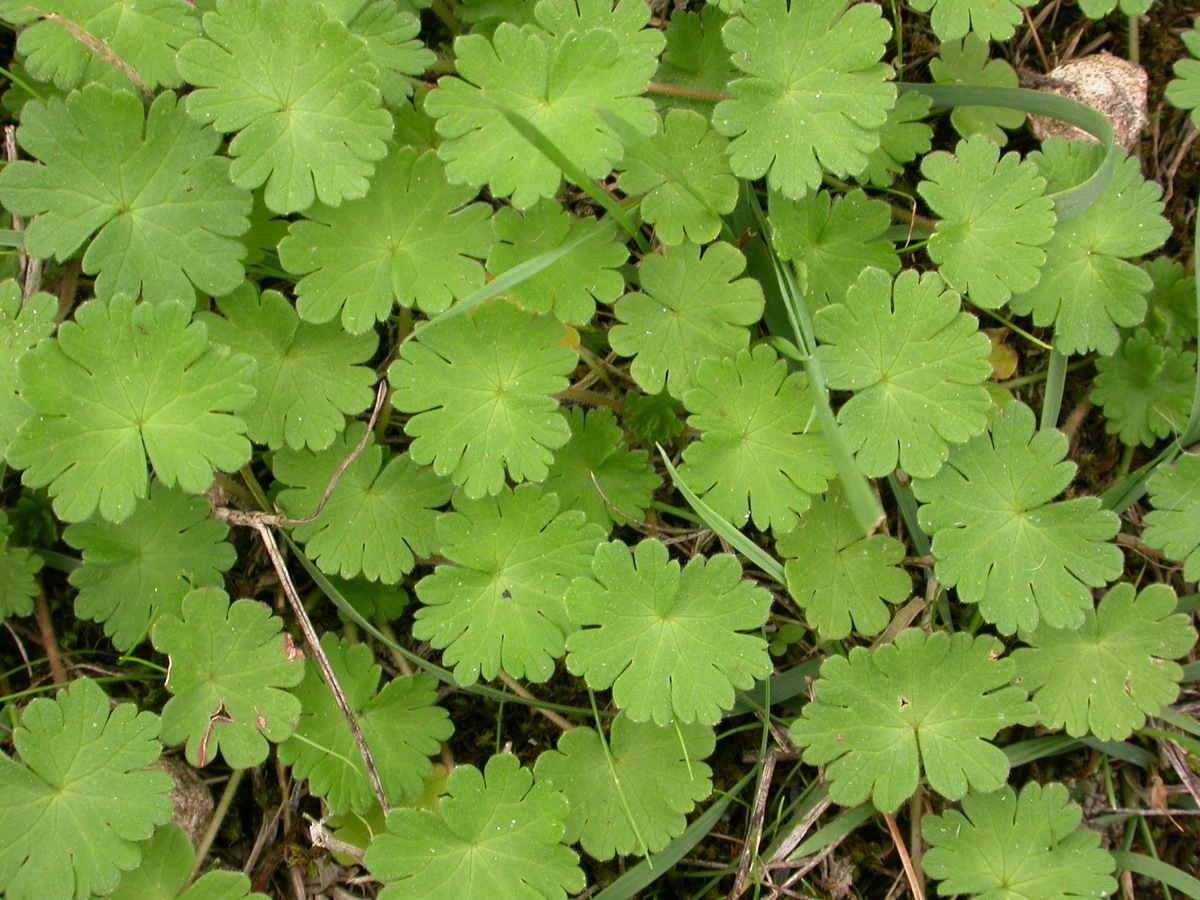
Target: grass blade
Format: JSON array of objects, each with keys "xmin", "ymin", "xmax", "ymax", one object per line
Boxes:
[{"xmin": 1111, "ymin": 852, "xmax": 1200, "ymax": 899}]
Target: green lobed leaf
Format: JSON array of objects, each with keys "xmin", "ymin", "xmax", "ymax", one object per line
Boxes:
[
  {"xmin": 177, "ymin": 0, "xmax": 393, "ymax": 214},
  {"xmin": 0, "ymin": 86, "xmax": 251, "ymax": 302},
  {"xmin": 652, "ymin": 6, "xmax": 737, "ymax": 114},
  {"xmin": 790, "ymin": 629, "xmax": 1037, "ymax": 812},
  {"xmin": 914, "ymin": 401, "xmax": 1123, "ymax": 634},
  {"xmin": 486, "ymin": 200, "xmax": 627, "ymax": 324},
  {"xmin": 425, "ymin": 0, "xmax": 663, "ymax": 208},
  {"xmin": 153, "ymin": 587, "xmax": 304, "ymax": 769},
  {"xmin": 712, "ymin": 0, "xmax": 895, "ymax": 199},
  {"xmin": 0, "ymin": 0, "xmax": 200, "ymax": 92},
  {"xmin": 278, "ymin": 634, "xmax": 454, "ymax": 815},
  {"xmin": 610, "ymin": 240, "xmax": 764, "ymax": 399},
  {"xmin": 198, "ymin": 285, "xmax": 377, "ymax": 451},
  {"xmin": 1013, "ymin": 583, "xmax": 1196, "ymax": 741},
  {"xmin": 923, "ymin": 782, "xmax": 1117, "ymax": 899},
  {"xmin": 279, "ymin": 146, "xmax": 495, "ymax": 332},
  {"xmin": 1166, "ymin": 19, "xmax": 1200, "ymax": 129},
  {"xmin": 541, "ymin": 407, "xmax": 661, "ymax": 533},
  {"xmin": 1009, "ymin": 139, "xmax": 1170, "ymax": 357},
  {"xmin": 366, "ymin": 753, "xmax": 584, "ymax": 900},
  {"xmin": 1142, "ymin": 452, "xmax": 1200, "ymax": 582},
  {"xmin": 0, "ymin": 678, "xmax": 174, "ymax": 900},
  {"xmin": 0, "ymin": 510, "xmax": 41, "ymax": 621},
  {"xmin": 908, "ymin": 0, "xmax": 1036, "ymax": 43},
  {"xmin": 9, "ymin": 295, "xmax": 256, "ymax": 523},
  {"xmin": 857, "ymin": 89, "xmax": 932, "ymax": 187},
  {"xmin": 815, "ymin": 267, "xmax": 992, "ymax": 479},
  {"xmin": 106, "ymin": 823, "xmax": 269, "ymax": 900},
  {"xmin": 274, "ymin": 422, "xmax": 451, "ymax": 584},
  {"xmin": 616, "ymin": 109, "xmax": 738, "ymax": 246},
  {"xmin": 65, "ymin": 481, "xmax": 235, "ymax": 651},
  {"xmin": 413, "ymin": 483, "xmax": 605, "ymax": 685},
  {"xmin": 777, "ymin": 481, "xmax": 910, "ymax": 640},
  {"xmin": 918, "ymin": 133, "xmax": 1056, "ymax": 309},
  {"xmin": 534, "ymin": 713, "xmax": 716, "ymax": 861},
  {"xmin": 930, "ymin": 34, "xmax": 1025, "ymax": 145},
  {"xmin": 389, "ymin": 299, "xmax": 577, "ymax": 498},
  {"xmin": 768, "ymin": 188, "xmax": 900, "ymax": 310},
  {"xmin": 678, "ymin": 343, "xmax": 835, "ymax": 533},
  {"xmin": 1092, "ymin": 327, "xmax": 1195, "ymax": 447},
  {"xmin": 321, "ymin": 0, "xmax": 435, "ymax": 105},
  {"xmin": 1142, "ymin": 257, "xmax": 1198, "ymax": 348},
  {"xmin": 565, "ymin": 539, "xmax": 773, "ymax": 726},
  {"xmin": 0, "ymin": 280, "xmax": 55, "ymax": 464}
]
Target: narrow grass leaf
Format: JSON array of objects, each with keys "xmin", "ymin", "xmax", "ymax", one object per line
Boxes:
[{"xmin": 1111, "ymin": 852, "xmax": 1200, "ymax": 899}]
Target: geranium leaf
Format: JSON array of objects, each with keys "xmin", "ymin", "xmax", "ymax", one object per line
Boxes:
[
  {"xmin": 541, "ymin": 407, "xmax": 660, "ymax": 533},
  {"xmin": 1142, "ymin": 257, "xmax": 1198, "ymax": 348},
  {"xmin": 1013, "ymin": 583, "xmax": 1196, "ymax": 741},
  {"xmin": 922, "ymin": 782, "xmax": 1118, "ymax": 899},
  {"xmin": 198, "ymin": 285, "xmax": 376, "ymax": 451},
  {"xmin": 907, "ymin": 0, "xmax": 1035, "ymax": 43},
  {"xmin": 0, "ymin": 0, "xmax": 199, "ymax": 92},
  {"xmin": 177, "ymin": 0, "xmax": 393, "ymax": 214},
  {"xmin": 0, "ymin": 280, "xmax": 56, "ymax": 463},
  {"xmin": 279, "ymin": 146, "xmax": 494, "ymax": 332},
  {"xmin": 413, "ymin": 483, "xmax": 605, "ymax": 685},
  {"xmin": 857, "ymin": 89, "xmax": 932, "ymax": 187},
  {"xmin": 1142, "ymin": 453, "xmax": 1200, "ymax": 582},
  {"xmin": 678, "ymin": 344, "xmax": 835, "ymax": 533},
  {"xmin": 389, "ymin": 300, "xmax": 576, "ymax": 498},
  {"xmin": 653, "ymin": 7, "xmax": 737, "ymax": 115},
  {"xmin": 106, "ymin": 823, "xmax": 268, "ymax": 900},
  {"xmin": 609, "ymin": 240, "xmax": 764, "ymax": 399},
  {"xmin": 1166, "ymin": 18, "xmax": 1200, "ymax": 129},
  {"xmin": 64, "ymin": 481, "xmax": 235, "ymax": 651},
  {"xmin": 1092, "ymin": 327, "xmax": 1195, "ymax": 447},
  {"xmin": 0, "ymin": 86, "xmax": 251, "ymax": 302},
  {"xmin": 768, "ymin": 189, "xmax": 899, "ymax": 310},
  {"xmin": 617, "ymin": 109, "xmax": 738, "ymax": 246},
  {"xmin": 278, "ymin": 634, "xmax": 453, "ymax": 815},
  {"xmin": 153, "ymin": 588, "xmax": 304, "ymax": 769},
  {"xmin": 814, "ymin": 267, "xmax": 992, "ymax": 478},
  {"xmin": 1009, "ymin": 139, "xmax": 1170, "ymax": 356},
  {"xmin": 425, "ymin": 0, "xmax": 663, "ymax": 208},
  {"xmin": 486, "ymin": 200, "xmax": 626, "ymax": 324},
  {"xmin": 790, "ymin": 629, "xmax": 1036, "ymax": 812},
  {"xmin": 365, "ymin": 753, "xmax": 583, "ymax": 900},
  {"xmin": 321, "ymin": 0, "xmax": 435, "ymax": 105},
  {"xmin": 930, "ymin": 35, "xmax": 1025, "ymax": 145},
  {"xmin": 9, "ymin": 295, "xmax": 256, "ymax": 523},
  {"xmin": 0, "ymin": 510, "xmax": 41, "ymax": 621},
  {"xmin": 534, "ymin": 713, "xmax": 715, "ymax": 860},
  {"xmin": 913, "ymin": 401, "xmax": 1123, "ymax": 634},
  {"xmin": 918, "ymin": 134, "xmax": 1056, "ymax": 309},
  {"xmin": 712, "ymin": 0, "xmax": 895, "ymax": 199},
  {"xmin": 777, "ymin": 481, "xmax": 910, "ymax": 640},
  {"xmin": 0, "ymin": 678, "xmax": 174, "ymax": 900},
  {"xmin": 565, "ymin": 539, "xmax": 773, "ymax": 725},
  {"xmin": 274, "ymin": 422, "xmax": 451, "ymax": 584}
]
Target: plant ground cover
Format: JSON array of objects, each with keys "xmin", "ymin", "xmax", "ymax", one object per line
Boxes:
[{"xmin": 0, "ymin": 0, "xmax": 1199, "ymax": 898}]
